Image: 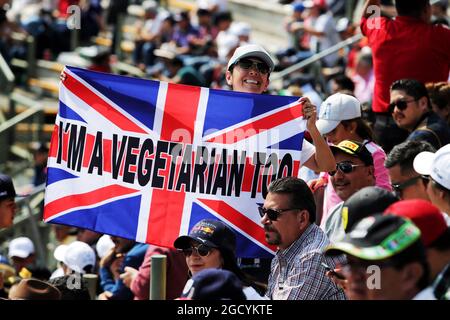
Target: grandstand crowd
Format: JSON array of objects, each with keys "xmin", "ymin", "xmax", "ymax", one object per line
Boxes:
[{"xmin": 0, "ymin": 0, "xmax": 449, "ymax": 300}]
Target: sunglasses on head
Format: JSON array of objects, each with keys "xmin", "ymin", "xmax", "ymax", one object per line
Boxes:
[
  {"xmin": 235, "ymin": 58, "xmax": 270, "ymax": 74},
  {"xmin": 388, "ymin": 98, "xmax": 417, "ymax": 113},
  {"xmin": 258, "ymin": 206, "xmax": 300, "ymax": 221},
  {"xmin": 180, "ymin": 244, "xmax": 213, "ymax": 257},
  {"xmin": 328, "ymin": 161, "xmax": 365, "ymax": 176}
]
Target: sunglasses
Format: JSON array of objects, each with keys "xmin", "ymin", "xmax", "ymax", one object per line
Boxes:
[
  {"xmin": 328, "ymin": 161, "xmax": 365, "ymax": 176},
  {"xmin": 235, "ymin": 58, "xmax": 270, "ymax": 74},
  {"xmin": 180, "ymin": 244, "xmax": 213, "ymax": 257},
  {"xmin": 391, "ymin": 175, "xmax": 429, "ymax": 194},
  {"xmin": 388, "ymin": 99, "xmax": 417, "ymax": 113},
  {"xmin": 258, "ymin": 206, "xmax": 300, "ymax": 221}
]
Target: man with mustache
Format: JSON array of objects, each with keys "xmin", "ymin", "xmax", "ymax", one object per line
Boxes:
[
  {"xmin": 321, "ymin": 140, "xmax": 375, "ymax": 243},
  {"xmin": 389, "ymin": 78, "xmax": 450, "ymax": 150},
  {"xmin": 261, "ymin": 176, "xmax": 345, "ymax": 300}
]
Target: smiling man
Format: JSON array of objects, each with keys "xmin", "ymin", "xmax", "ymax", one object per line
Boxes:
[
  {"xmin": 389, "ymin": 78, "xmax": 450, "ymax": 150},
  {"xmin": 261, "ymin": 176, "xmax": 345, "ymax": 300}
]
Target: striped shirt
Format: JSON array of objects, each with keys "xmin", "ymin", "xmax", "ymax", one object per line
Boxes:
[{"xmin": 266, "ymin": 224, "xmax": 346, "ymax": 300}]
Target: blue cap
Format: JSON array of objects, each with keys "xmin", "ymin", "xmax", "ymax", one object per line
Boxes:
[
  {"xmin": 180, "ymin": 269, "xmax": 246, "ymax": 300},
  {"xmin": 293, "ymin": 3, "xmax": 305, "ymax": 12}
]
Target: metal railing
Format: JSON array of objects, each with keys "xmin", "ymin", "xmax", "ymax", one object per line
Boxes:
[
  {"xmin": 270, "ymin": 33, "xmax": 364, "ymax": 84},
  {"xmin": 0, "ymin": 53, "xmax": 15, "ymax": 94}
]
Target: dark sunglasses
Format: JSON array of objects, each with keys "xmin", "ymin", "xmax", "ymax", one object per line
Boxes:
[
  {"xmin": 388, "ymin": 99, "xmax": 417, "ymax": 113},
  {"xmin": 258, "ymin": 206, "xmax": 300, "ymax": 221},
  {"xmin": 235, "ymin": 58, "xmax": 270, "ymax": 74},
  {"xmin": 328, "ymin": 161, "xmax": 365, "ymax": 176},
  {"xmin": 391, "ymin": 175, "xmax": 429, "ymax": 194},
  {"xmin": 180, "ymin": 244, "xmax": 213, "ymax": 257}
]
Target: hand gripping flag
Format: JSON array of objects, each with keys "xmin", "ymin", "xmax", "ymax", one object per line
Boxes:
[{"xmin": 44, "ymin": 66, "xmax": 307, "ymax": 258}]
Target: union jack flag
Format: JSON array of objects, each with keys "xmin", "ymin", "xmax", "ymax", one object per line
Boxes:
[{"xmin": 43, "ymin": 66, "xmax": 307, "ymax": 258}]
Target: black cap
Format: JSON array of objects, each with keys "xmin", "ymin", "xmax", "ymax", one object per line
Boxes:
[
  {"xmin": 174, "ymin": 219, "xmax": 236, "ymax": 254},
  {"xmin": 180, "ymin": 268, "xmax": 246, "ymax": 300},
  {"xmin": 325, "ymin": 215, "xmax": 421, "ymax": 261},
  {"xmin": 0, "ymin": 174, "xmax": 16, "ymax": 201},
  {"xmin": 342, "ymin": 186, "xmax": 399, "ymax": 232},
  {"xmin": 330, "ymin": 140, "xmax": 374, "ymax": 166}
]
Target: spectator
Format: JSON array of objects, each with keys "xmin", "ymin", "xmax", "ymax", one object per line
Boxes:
[
  {"xmin": 174, "ymin": 219, "xmax": 266, "ymax": 299},
  {"xmin": 426, "ymin": 82, "xmax": 450, "ymax": 126},
  {"xmin": 385, "ymin": 140, "xmax": 435, "ymax": 200},
  {"xmin": 390, "ymin": 79, "xmax": 450, "ymax": 150},
  {"xmin": 261, "ymin": 177, "xmax": 345, "ymax": 300},
  {"xmin": 321, "ymin": 140, "xmax": 375, "ymax": 242},
  {"xmin": 120, "ymin": 245, "xmax": 188, "ymax": 300},
  {"xmin": 98, "ymin": 236, "xmax": 147, "ymax": 300},
  {"xmin": 430, "ymin": 0, "xmax": 449, "ymax": 26},
  {"xmin": 360, "ymin": 0, "xmax": 450, "ymax": 153},
  {"xmin": 385, "ymin": 199, "xmax": 450, "ymax": 299},
  {"xmin": 179, "ymin": 268, "xmax": 246, "ymax": 300},
  {"xmin": 0, "ymin": 173, "xmax": 18, "ymax": 229},
  {"xmin": 62, "ymin": 241, "xmax": 96, "ymax": 275},
  {"xmin": 31, "ymin": 143, "xmax": 48, "ymax": 187},
  {"xmin": 226, "ymin": 44, "xmax": 335, "ymax": 172},
  {"xmin": 309, "ymin": 93, "xmax": 390, "ymax": 225},
  {"xmin": 95, "ymin": 234, "xmax": 115, "ymax": 260},
  {"xmin": 329, "ymin": 74, "xmax": 355, "ymax": 96},
  {"xmin": 351, "ymin": 50, "xmax": 375, "ymax": 105},
  {"xmin": 153, "ymin": 44, "xmax": 207, "ymax": 86},
  {"xmin": 325, "ymin": 215, "xmax": 429, "ymax": 300},
  {"xmin": 8, "ymin": 237, "xmax": 35, "ymax": 274},
  {"xmin": 197, "ymin": 0, "xmax": 229, "ymax": 14},
  {"xmin": 301, "ymin": 0, "xmax": 340, "ymax": 67},
  {"xmin": 413, "ymin": 144, "xmax": 450, "ymax": 215}
]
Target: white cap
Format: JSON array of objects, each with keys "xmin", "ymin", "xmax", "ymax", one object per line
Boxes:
[
  {"xmin": 230, "ymin": 22, "xmax": 251, "ymax": 37},
  {"xmin": 217, "ymin": 33, "xmax": 239, "ymax": 60},
  {"xmin": 414, "ymin": 144, "xmax": 450, "ymax": 190},
  {"xmin": 227, "ymin": 44, "xmax": 275, "ymax": 73},
  {"xmin": 53, "ymin": 244, "xmax": 68, "ymax": 262},
  {"xmin": 316, "ymin": 93, "xmax": 361, "ymax": 135},
  {"xmin": 8, "ymin": 237, "xmax": 35, "ymax": 258},
  {"xmin": 95, "ymin": 235, "xmax": 115, "ymax": 259},
  {"xmin": 63, "ymin": 241, "xmax": 96, "ymax": 274}
]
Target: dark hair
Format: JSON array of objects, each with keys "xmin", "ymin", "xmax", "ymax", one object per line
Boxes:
[
  {"xmin": 385, "ymin": 140, "xmax": 435, "ymax": 175},
  {"xmin": 331, "ymin": 74, "xmax": 355, "ymax": 93},
  {"xmin": 268, "ymin": 177, "xmax": 316, "ymax": 223},
  {"xmin": 395, "ymin": 0, "xmax": 429, "ymax": 18},
  {"xmin": 429, "ymin": 228, "xmax": 450, "ymax": 251},
  {"xmin": 390, "ymin": 79, "xmax": 431, "ymax": 108},
  {"xmin": 47, "ymin": 276, "xmax": 91, "ymax": 300},
  {"xmin": 213, "ymin": 11, "xmax": 233, "ymax": 26},
  {"xmin": 388, "ymin": 240, "xmax": 430, "ymax": 291},
  {"xmin": 341, "ymin": 118, "xmax": 374, "ymax": 141},
  {"xmin": 426, "ymin": 82, "xmax": 450, "ymax": 112}
]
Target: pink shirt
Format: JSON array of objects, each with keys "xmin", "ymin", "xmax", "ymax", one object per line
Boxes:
[{"xmin": 319, "ymin": 141, "xmax": 391, "ymax": 227}]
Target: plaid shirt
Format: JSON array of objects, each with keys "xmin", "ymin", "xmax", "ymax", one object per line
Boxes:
[{"xmin": 266, "ymin": 224, "xmax": 346, "ymax": 300}]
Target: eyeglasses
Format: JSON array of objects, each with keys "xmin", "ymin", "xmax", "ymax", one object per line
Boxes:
[
  {"xmin": 180, "ymin": 244, "xmax": 213, "ymax": 257},
  {"xmin": 258, "ymin": 206, "xmax": 300, "ymax": 221},
  {"xmin": 391, "ymin": 175, "xmax": 428, "ymax": 194},
  {"xmin": 328, "ymin": 161, "xmax": 365, "ymax": 176},
  {"xmin": 388, "ymin": 99, "xmax": 417, "ymax": 113},
  {"xmin": 235, "ymin": 58, "xmax": 270, "ymax": 74}
]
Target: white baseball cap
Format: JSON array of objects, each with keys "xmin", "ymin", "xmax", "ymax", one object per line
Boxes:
[
  {"xmin": 230, "ymin": 22, "xmax": 251, "ymax": 37},
  {"xmin": 413, "ymin": 144, "xmax": 450, "ymax": 190},
  {"xmin": 95, "ymin": 235, "xmax": 115, "ymax": 259},
  {"xmin": 8, "ymin": 237, "xmax": 35, "ymax": 258},
  {"xmin": 53, "ymin": 244, "xmax": 68, "ymax": 262},
  {"xmin": 227, "ymin": 44, "xmax": 275, "ymax": 73},
  {"xmin": 63, "ymin": 241, "xmax": 96, "ymax": 274},
  {"xmin": 316, "ymin": 93, "xmax": 361, "ymax": 135}
]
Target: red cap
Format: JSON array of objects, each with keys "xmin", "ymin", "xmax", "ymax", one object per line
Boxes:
[{"xmin": 384, "ymin": 200, "xmax": 447, "ymax": 247}]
